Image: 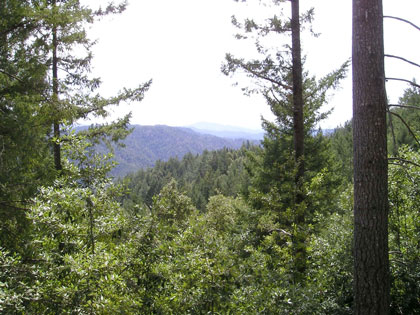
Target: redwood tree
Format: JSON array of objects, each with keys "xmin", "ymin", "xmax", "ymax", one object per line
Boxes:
[
  {"xmin": 39, "ymin": 0, "xmax": 151, "ymax": 171},
  {"xmin": 290, "ymin": 0, "xmax": 305, "ymax": 277},
  {"xmin": 224, "ymin": 0, "xmax": 347, "ymax": 280},
  {"xmin": 352, "ymin": 0, "xmax": 390, "ymax": 313}
]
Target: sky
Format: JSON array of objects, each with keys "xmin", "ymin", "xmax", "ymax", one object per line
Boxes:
[{"xmin": 81, "ymin": 0, "xmax": 420, "ymax": 130}]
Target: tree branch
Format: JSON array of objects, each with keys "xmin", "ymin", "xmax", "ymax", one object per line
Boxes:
[
  {"xmin": 388, "ymin": 104, "xmax": 420, "ymax": 110},
  {"xmin": 388, "ymin": 110, "xmax": 420, "ymax": 147},
  {"xmin": 0, "ymin": 69, "xmax": 24, "ymax": 83},
  {"xmin": 242, "ymin": 64, "xmax": 293, "ymax": 91},
  {"xmin": 270, "ymin": 89, "xmax": 282, "ymax": 104},
  {"xmin": 385, "ymin": 54, "xmax": 420, "ymax": 69},
  {"xmin": 386, "ymin": 77, "xmax": 420, "ymax": 89},
  {"xmin": 0, "ymin": 201, "xmax": 31, "ymax": 211},
  {"xmin": 0, "ymin": 21, "xmax": 31, "ymax": 37},
  {"xmin": 383, "ymin": 16, "xmax": 420, "ymax": 32},
  {"xmin": 388, "ymin": 157, "xmax": 420, "ymax": 168},
  {"xmin": 388, "ymin": 110, "xmax": 397, "ymax": 156}
]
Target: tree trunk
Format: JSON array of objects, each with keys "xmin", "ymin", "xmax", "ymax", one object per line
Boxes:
[
  {"xmin": 352, "ymin": 0, "xmax": 390, "ymax": 313},
  {"xmin": 52, "ymin": 0, "xmax": 61, "ymax": 171},
  {"xmin": 291, "ymin": 0, "xmax": 306, "ymax": 278}
]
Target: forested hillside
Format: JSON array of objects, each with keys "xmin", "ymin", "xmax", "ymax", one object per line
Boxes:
[
  {"xmin": 122, "ymin": 145, "xmax": 256, "ymax": 210},
  {"xmin": 94, "ymin": 125, "xmax": 256, "ymax": 177},
  {"xmin": 1, "ymin": 0, "xmax": 419, "ymax": 314}
]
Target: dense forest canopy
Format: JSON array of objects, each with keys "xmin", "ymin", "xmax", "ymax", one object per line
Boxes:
[{"xmin": 1, "ymin": 0, "xmax": 419, "ymax": 314}]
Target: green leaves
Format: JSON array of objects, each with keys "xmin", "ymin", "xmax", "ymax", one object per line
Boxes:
[
  {"xmin": 20, "ymin": 134, "xmax": 140, "ymax": 313},
  {"xmin": 388, "ymin": 147, "xmax": 420, "ymax": 313}
]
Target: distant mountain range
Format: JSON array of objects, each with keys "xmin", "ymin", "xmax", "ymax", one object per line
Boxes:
[
  {"xmin": 77, "ymin": 123, "xmax": 338, "ymax": 177},
  {"xmin": 97, "ymin": 124, "xmax": 261, "ymax": 177},
  {"xmin": 188, "ymin": 122, "xmax": 264, "ymax": 140}
]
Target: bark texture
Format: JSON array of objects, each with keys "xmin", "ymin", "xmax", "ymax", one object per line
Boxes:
[{"xmin": 352, "ymin": 0, "xmax": 390, "ymax": 313}]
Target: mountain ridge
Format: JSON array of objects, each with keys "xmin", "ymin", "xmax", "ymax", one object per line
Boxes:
[
  {"xmin": 99, "ymin": 124, "xmax": 259, "ymax": 177},
  {"xmin": 187, "ymin": 122, "xmax": 264, "ymax": 140}
]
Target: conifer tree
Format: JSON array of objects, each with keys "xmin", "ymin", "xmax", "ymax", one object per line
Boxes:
[
  {"xmin": 290, "ymin": 0, "xmax": 306, "ymax": 277},
  {"xmin": 34, "ymin": 0, "xmax": 151, "ymax": 170},
  {"xmin": 0, "ymin": 0, "xmax": 54, "ymax": 253},
  {"xmin": 223, "ymin": 0, "xmax": 348, "ymax": 279},
  {"xmin": 0, "ymin": 0, "xmax": 150, "ymax": 253}
]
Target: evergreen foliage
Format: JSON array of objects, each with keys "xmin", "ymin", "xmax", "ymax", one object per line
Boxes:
[
  {"xmin": 388, "ymin": 148, "xmax": 420, "ymax": 313},
  {"xmin": 1, "ymin": 1, "xmax": 420, "ymax": 314},
  {"xmin": 223, "ymin": 0, "xmax": 348, "ymax": 282},
  {"xmin": 123, "ymin": 145, "xmax": 256, "ymax": 211},
  {"xmin": 1, "ymin": 0, "xmax": 55, "ymax": 254},
  {"xmin": 388, "ymin": 85, "xmax": 420, "ymax": 154},
  {"xmin": 329, "ymin": 121, "xmax": 353, "ymax": 182}
]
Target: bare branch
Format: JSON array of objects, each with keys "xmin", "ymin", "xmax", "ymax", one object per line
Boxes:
[
  {"xmin": 388, "ymin": 110, "xmax": 397, "ymax": 156},
  {"xmin": 383, "ymin": 15, "xmax": 420, "ymax": 32},
  {"xmin": 386, "ymin": 77, "xmax": 420, "ymax": 89},
  {"xmin": 388, "ymin": 104, "xmax": 420, "ymax": 110},
  {"xmin": 270, "ymin": 89, "xmax": 282, "ymax": 104},
  {"xmin": 388, "ymin": 110, "xmax": 420, "ymax": 147},
  {"xmin": 385, "ymin": 54, "xmax": 420, "ymax": 69},
  {"xmin": 388, "ymin": 157, "xmax": 420, "ymax": 168}
]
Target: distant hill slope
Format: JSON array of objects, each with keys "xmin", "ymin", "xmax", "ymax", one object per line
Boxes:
[{"xmin": 103, "ymin": 125, "xmax": 257, "ymax": 177}]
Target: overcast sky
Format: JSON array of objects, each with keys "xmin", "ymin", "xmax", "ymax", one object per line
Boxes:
[{"xmin": 81, "ymin": 0, "xmax": 420, "ymax": 130}]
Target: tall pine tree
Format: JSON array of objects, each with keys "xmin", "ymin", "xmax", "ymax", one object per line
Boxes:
[
  {"xmin": 35, "ymin": 0, "xmax": 151, "ymax": 170},
  {"xmin": 0, "ymin": 0, "xmax": 54, "ymax": 253},
  {"xmin": 223, "ymin": 0, "xmax": 348, "ymax": 279}
]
